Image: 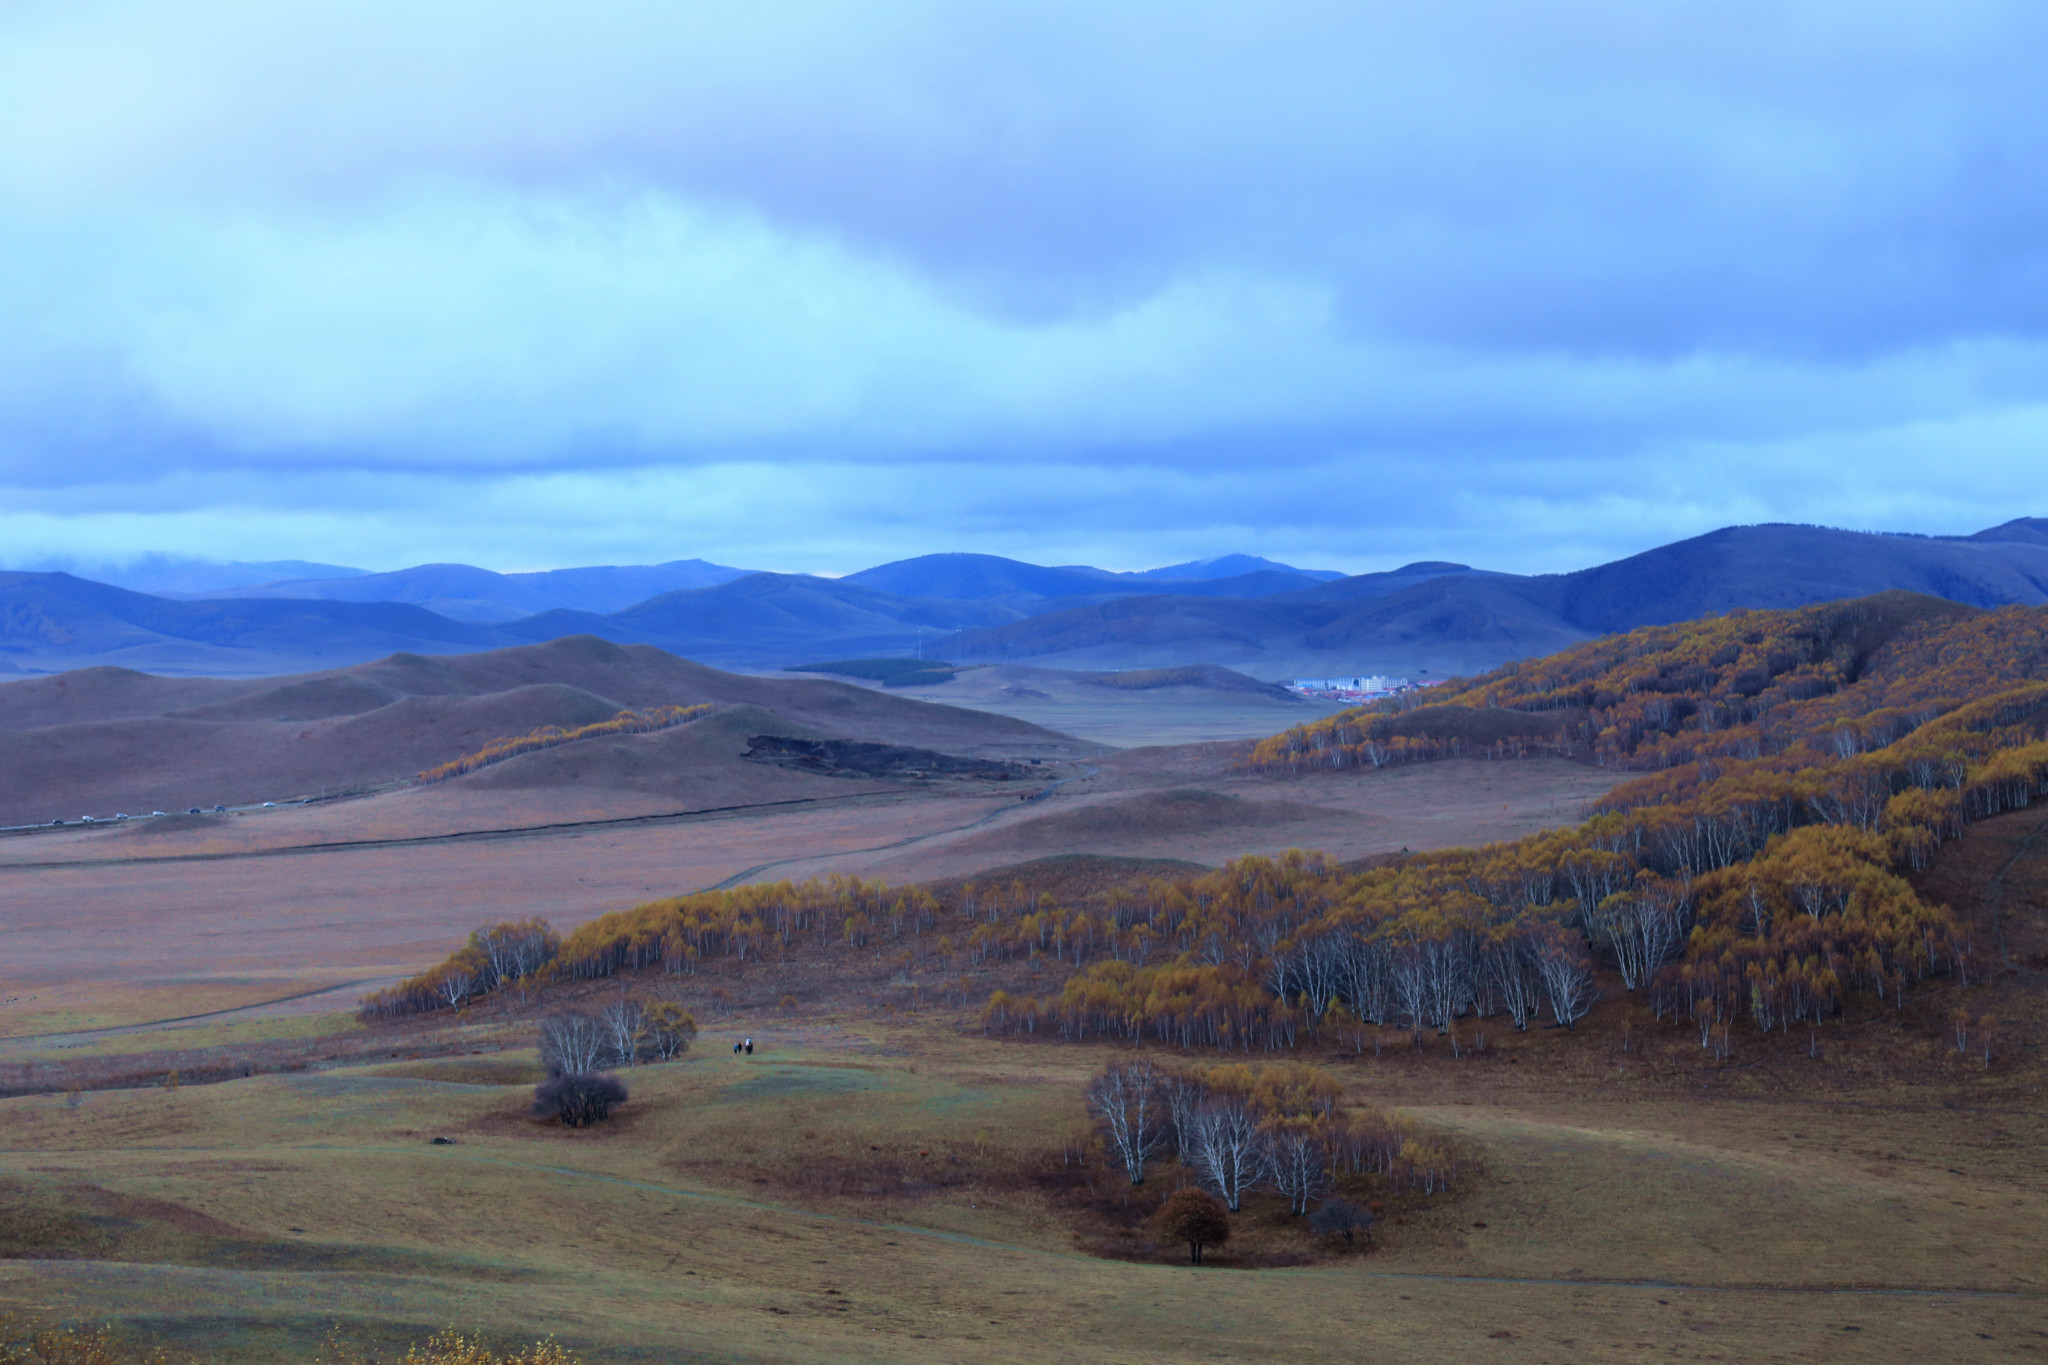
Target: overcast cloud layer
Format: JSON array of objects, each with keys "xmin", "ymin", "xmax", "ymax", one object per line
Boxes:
[{"xmin": 2, "ymin": 1, "xmax": 2045, "ymax": 576}]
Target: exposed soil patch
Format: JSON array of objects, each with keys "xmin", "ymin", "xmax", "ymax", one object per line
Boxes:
[{"xmin": 743, "ymin": 736, "xmax": 1031, "ymax": 783}]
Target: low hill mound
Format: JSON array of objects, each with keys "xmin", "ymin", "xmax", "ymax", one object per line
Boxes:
[
  {"xmin": 1078, "ymin": 664, "xmax": 1295, "ymax": 699},
  {"xmin": 0, "ymin": 637, "xmax": 1092, "ymax": 826}
]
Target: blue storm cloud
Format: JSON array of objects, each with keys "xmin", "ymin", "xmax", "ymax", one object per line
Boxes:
[{"xmin": 0, "ymin": 0, "xmax": 2044, "ymax": 574}]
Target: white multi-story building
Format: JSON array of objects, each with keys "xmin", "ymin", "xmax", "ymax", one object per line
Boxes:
[{"xmin": 1289, "ymin": 674, "xmax": 1408, "ymax": 697}]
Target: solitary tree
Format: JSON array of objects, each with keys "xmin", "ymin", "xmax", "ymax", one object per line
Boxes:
[
  {"xmin": 1086, "ymin": 1059, "xmax": 1167, "ymax": 1185},
  {"xmin": 1156, "ymin": 1188, "xmax": 1230, "ymax": 1265}
]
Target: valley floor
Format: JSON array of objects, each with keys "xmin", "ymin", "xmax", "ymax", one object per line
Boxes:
[{"xmin": 0, "ymin": 755, "xmax": 1616, "ymax": 1038}]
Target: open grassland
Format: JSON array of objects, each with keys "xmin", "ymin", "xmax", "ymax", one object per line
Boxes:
[
  {"xmin": 3, "ymin": 1012, "xmax": 2044, "ymax": 1363},
  {"xmin": 835, "ymin": 663, "xmax": 1346, "ymax": 749},
  {"xmin": 0, "ymin": 754, "xmax": 1616, "ymax": 1038}
]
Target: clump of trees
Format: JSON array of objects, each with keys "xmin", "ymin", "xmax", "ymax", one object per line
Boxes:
[
  {"xmin": 538, "ymin": 1003, "xmax": 695, "ymax": 1075},
  {"xmin": 549, "ymin": 875, "xmax": 943, "ymax": 978},
  {"xmin": 417, "ymin": 704, "xmax": 714, "ymax": 783},
  {"xmin": 360, "ymin": 919, "xmax": 560, "ymax": 1019},
  {"xmin": 524, "ymin": 1001, "xmax": 695, "ymax": 1128},
  {"xmin": 1085, "ymin": 1058, "xmax": 1452, "ymax": 1218}
]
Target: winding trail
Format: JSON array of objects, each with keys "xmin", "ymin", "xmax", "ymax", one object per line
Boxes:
[
  {"xmin": 0, "ymin": 792, "xmax": 902, "ymax": 873},
  {"xmin": 701, "ymin": 763, "xmax": 1101, "ymax": 891}
]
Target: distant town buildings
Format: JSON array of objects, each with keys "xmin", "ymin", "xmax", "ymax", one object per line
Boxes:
[{"xmin": 1287, "ymin": 675, "xmax": 1436, "ymax": 702}]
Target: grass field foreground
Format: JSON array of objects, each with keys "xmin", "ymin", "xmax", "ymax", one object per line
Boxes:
[{"xmin": 3, "ymin": 1014, "xmax": 2044, "ymax": 1363}]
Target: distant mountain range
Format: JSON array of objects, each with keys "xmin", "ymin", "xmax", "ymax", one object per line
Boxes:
[
  {"xmin": 175, "ymin": 558, "xmax": 757, "ymax": 622},
  {"xmin": 14, "ymin": 555, "xmax": 373, "ymax": 596},
  {"xmin": 2, "ymin": 525, "xmax": 2043, "ymax": 680}
]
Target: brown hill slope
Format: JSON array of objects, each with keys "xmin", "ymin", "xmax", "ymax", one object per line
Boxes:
[{"xmin": 0, "ymin": 636, "xmax": 1092, "ymax": 826}]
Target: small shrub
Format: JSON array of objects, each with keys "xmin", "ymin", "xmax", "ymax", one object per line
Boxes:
[
  {"xmin": 0, "ymin": 1311, "xmax": 180, "ymax": 1364},
  {"xmin": 1307, "ymin": 1196, "xmax": 1374, "ymax": 1246},
  {"xmin": 318, "ymin": 1325, "xmax": 581, "ymax": 1364},
  {"xmin": 532, "ymin": 1073, "xmax": 628, "ymax": 1128}
]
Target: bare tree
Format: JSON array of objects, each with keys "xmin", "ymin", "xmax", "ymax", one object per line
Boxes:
[
  {"xmin": 1086, "ymin": 1059, "xmax": 1168, "ymax": 1185},
  {"xmin": 1389, "ymin": 944, "xmax": 1430, "ymax": 1045},
  {"xmin": 1161, "ymin": 1069, "xmax": 1209, "ymax": 1166},
  {"xmin": 1483, "ymin": 930, "xmax": 1541, "ymax": 1032},
  {"xmin": 1529, "ymin": 924, "xmax": 1599, "ymax": 1030},
  {"xmin": 601, "ymin": 998, "xmax": 646, "ymax": 1067},
  {"xmin": 539, "ymin": 1011, "xmax": 608, "ymax": 1077},
  {"xmin": 1263, "ymin": 1120, "xmax": 1332, "ymax": 1215},
  {"xmin": 1187, "ymin": 1097, "xmax": 1263, "ymax": 1211},
  {"xmin": 1587, "ymin": 877, "xmax": 1690, "ymax": 991},
  {"xmin": 435, "ymin": 966, "xmax": 474, "ymax": 1010}
]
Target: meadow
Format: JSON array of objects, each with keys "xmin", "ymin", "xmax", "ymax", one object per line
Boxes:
[{"xmin": 4, "ymin": 993, "xmax": 2042, "ymax": 1363}]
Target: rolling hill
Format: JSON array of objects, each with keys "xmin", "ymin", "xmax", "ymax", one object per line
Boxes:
[
  {"xmin": 0, "ymin": 635, "xmax": 1089, "ymax": 827},
  {"xmin": 943, "ymin": 524, "xmax": 2048, "ymax": 676},
  {"xmin": 5, "ymin": 521, "xmax": 2048, "ymax": 680},
  {"xmin": 0, "ymin": 571, "xmax": 503, "ymax": 677}
]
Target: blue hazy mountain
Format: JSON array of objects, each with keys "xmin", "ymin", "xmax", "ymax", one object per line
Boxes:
[
  {"xmin": 9, "ymin": 555, "xmax": 371, "ymax": 595},
  {"xmin": 939, "ymin": 527, "xmax": 2048, "ymax": 676},
  {"xmin": 0, "ymin": 571, "xmax": 500, "ymax": 676},
  {"xmin": 842, "ymin": 552, "xmax": 1340, "ymax": 605},
  {"xmin": 183, "ymin": 558, "xmax": 755, "ymax": 622},
  {"xmin": 6, "ymin": 523, "xmax": 2047, "ymax": 679},
  {"xmin": 1131, "ymin": 554, "xmax": 1345, "ymax": 582}
]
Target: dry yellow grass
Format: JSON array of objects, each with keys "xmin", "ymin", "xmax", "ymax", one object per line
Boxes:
[{"xmin": 3, "ymin": 1014, "xmax": 2042, "ymax": 1363}]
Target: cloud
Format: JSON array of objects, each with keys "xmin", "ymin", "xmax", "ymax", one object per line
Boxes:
[{"xmin": 0, "ymin": 1, "xmax": 2044, "ymax": 573}]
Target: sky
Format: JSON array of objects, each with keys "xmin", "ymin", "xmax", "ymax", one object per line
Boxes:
[{"xmin": 2, "ymin": 1, "xmax": 2045, "ymax": 578}]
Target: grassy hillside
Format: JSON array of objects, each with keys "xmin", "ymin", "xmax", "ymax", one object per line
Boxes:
[{"xmin": 0, "ymin": 636, "xmax": 1086, "ymax": 825}]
